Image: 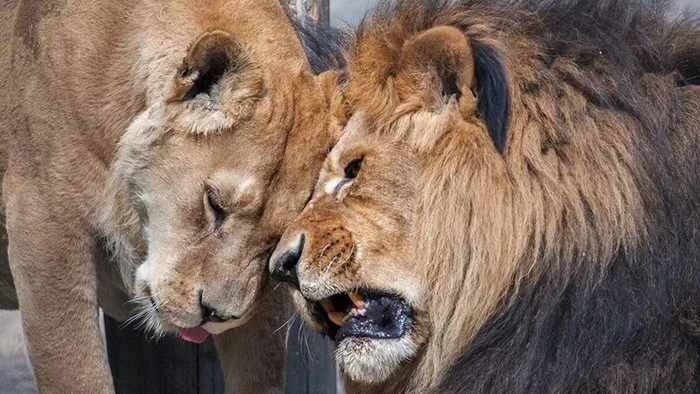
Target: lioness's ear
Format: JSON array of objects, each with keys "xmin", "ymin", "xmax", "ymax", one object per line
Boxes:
[
  {"xmin": 166, "ymin": 30, "xmax": 263, "ymax": 133},
  {"xmin": 399, "ymin": 26, "xmax": 477, "ymax": 119}
]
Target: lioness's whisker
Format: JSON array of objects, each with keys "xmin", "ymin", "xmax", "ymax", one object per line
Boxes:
[
  {"xmin": 120, "ymin": 305, "xmax": 151, "ymax": 329},
  {"xmin": 273, "ymin": 312, "xmax": 298, "ymax": 336},
  {"xmin": 259, "ymin": 282, "xmax": 283, "ymax": 302},
  {"xmin": 284, "ymin": 314, "xmax": 301, "ymax": 351},
  {"xmin": 302, "ymin": 324, "xmax": 312, "ymax": 356}
]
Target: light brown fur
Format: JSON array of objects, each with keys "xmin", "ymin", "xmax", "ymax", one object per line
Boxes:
[
  {"xmin": 0, "ymin": 0, "xmax": 337, "ymax": 392},
  {"xmin": 271, "ymin": 1, "xmax": 700, "ymax": 392}
]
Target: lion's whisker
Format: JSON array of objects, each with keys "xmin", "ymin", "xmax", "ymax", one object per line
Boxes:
[
  {"xmin": 323, "ymin": 255, "xmax": 341, "ymax": 275},
  {"xmin": 316, "ymin": 243, "xmax": 332, "ymax": 260}
]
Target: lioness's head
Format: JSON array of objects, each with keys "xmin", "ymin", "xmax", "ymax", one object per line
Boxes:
[{"xmin": 104, "ymin": 0, "xmax": 342, "ymax": 340}]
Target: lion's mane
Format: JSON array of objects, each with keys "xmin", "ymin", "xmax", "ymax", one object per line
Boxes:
[{"xmin": 344, "ymin": 0, "xmax": 699, "ymax": 391}]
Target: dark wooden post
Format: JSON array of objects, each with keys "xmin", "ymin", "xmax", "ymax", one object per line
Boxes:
[
  {"xmin": 104, "ymin": 315, "xmax": 224, "ymax": 394},
  {"xmin": 106, "ymin": 314, "xmax": 338, "ymax": 394},
  {"xmin": 285, "ymin": 318, "xmax": 337, "ymax": 394},
  {"xmin": 285, "ymin": 2, "xmax": 336, "ymax": 390}
]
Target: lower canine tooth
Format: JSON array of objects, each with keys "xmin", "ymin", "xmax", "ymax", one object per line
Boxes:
[
  {"xmin": 328, "ymin": 311, "xmax": 345, "ymax": 326},
  {"xmin": 348, "ymin": 292, "xmax": 365, "ymax": 308}
]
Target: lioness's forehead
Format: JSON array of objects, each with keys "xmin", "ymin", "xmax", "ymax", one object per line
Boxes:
[{"xmin": 208, "ymin": 170, "xmax": 260, "ymax": 191}]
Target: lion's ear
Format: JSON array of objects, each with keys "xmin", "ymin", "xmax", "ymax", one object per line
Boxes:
[
  {"xmin": 399, "ymin": 26, "xmax": 477, "ymax": 119},
  {"xmin": 318, "ymin": 70, "xmax": 351, "ymax": 130},
  {"xmin": 166, "ymin": 30, "xmax": 264, "ymax": 133}
]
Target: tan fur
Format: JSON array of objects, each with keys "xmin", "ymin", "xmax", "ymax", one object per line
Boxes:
[
  {"xmin": 270, "ymin": 13, "xmax": 672, "ymax": 393},
  {"xmin": 0, "ymin": 0, "xmax": 336, "ymax": 392}
]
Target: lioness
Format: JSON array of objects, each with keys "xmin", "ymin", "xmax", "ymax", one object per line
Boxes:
[
  {"xmin": 271, "ymin": 0, "xmax": 700, "ymax": 392},
  {"xmin": 0, "ymin": 0, "xmax": 343, "ymax": 392}
]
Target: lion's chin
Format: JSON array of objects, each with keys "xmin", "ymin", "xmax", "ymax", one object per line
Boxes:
[
  {"xmin": 296, "ymin": 289, "xmax": 423, "ymax": 383},
  {"xmin": 335, "ymin": 336, "xmax": 419, "ymax": 383}
]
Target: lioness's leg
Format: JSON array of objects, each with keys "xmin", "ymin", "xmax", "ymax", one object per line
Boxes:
[
  {"xmin": 214, "ymin": 284, "xmax": 290, "ymax": 394},
  {"xmin": 4, "ymin": 174, "xmax": 112, "ymax": 393}
]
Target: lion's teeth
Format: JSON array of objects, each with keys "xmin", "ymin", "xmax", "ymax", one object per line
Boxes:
[
  {"xmin": 348, "ymin": 292, "xmax": 365, "ymax": 309},
  {"xmin": 348, "ymin": 307, "xmax": 367, "ymax": 317},
  {"xmin": 328, "ymin": 311, "xmax": 345, "ymax": 327}
]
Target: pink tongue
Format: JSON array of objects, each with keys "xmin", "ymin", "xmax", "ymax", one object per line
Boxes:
[{"xmin": 178, "ymin": 326, "xmax": 210, "ymax": 344}]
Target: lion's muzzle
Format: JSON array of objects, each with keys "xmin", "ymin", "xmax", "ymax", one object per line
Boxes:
[{"xmin": 270, "ymin": 233, "xmax": 304, "ymax": 289}]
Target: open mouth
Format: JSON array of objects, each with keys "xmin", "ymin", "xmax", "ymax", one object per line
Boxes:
[{"xmin": 315, "ymin": 291, "xmax": 413, "ymax": 342}]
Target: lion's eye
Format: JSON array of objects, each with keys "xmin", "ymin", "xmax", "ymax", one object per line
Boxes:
[
  {"xmin": 344, "ymin": 157, "xmax": 364, "ymax": 179},
  {"xmin": 204, "ymin": 186, "xmax": 226, "ymax": 230}
]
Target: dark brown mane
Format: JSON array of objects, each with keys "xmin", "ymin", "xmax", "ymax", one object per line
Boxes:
[{"xmin": 342, "ymin": 0, "xmax": 699, "ymax": 392}]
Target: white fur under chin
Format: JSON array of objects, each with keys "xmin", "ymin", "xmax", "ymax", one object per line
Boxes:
[
  {"xmin": 202, "ymin": 310, "xmax": 255, "ymax": 334},
  {"xmin": 335, "ymin": 336, "xmax": 418, "ymax": 384}
]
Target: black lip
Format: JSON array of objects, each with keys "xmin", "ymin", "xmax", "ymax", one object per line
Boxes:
[{"xmin": 315, "ymin": 291, "xmax": 414, "ymax": 342}]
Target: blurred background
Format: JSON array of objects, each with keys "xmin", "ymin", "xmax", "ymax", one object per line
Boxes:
[
  {"xmin": 304, "ymin": 0, "xmax": 699, "ymax": 27},
  {"xmin": 330, "ymin": 0, "xmax": 381, "ymax": 26},
  {"xmin": 2, "ymin": 1, "xmax": 699, "ymax": 393}
]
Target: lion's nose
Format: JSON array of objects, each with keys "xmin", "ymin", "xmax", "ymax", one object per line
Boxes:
[{"xmin": 270, "ymin": 234, "xmax": 304, "ymax": 289}]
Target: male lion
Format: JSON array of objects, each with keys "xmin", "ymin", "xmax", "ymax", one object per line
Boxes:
[
  {"xmin": 0, "ymin": 0, "xmax": 343, "ymax": 392},
  {"xmin": 271, "ymin": 0, "xmax": 700, "ymax": 392}
]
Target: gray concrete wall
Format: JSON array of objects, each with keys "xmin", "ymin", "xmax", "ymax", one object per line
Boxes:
[
  {"xmin": 0, "ymin": 311, "xmax": 23, "ymax": 357},
  {"xmin": 331, "ymin": 0, "xmax": 381, "ymax": 27},
  {"xmin": 679, "ymin": 0, "xmax": 700, "ymax": 11},
  {"xmin": 0, "ymin": 311, "xmax": 37, "ymax": 393},
  {"xmin": 332, "ymin": 0, "xmax": 699, "ymax": 27}
]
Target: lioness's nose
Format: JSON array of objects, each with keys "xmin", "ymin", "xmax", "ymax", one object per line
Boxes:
[{"xmin": 270, "ymin": 234, "xmax": 304, "ymax": 289}]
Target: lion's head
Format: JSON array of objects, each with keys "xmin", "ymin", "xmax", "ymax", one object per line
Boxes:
[
  {"xmin": 268, "ymin": 0, "xmax": 700, "ymax": 391},
  {"xmin": 101, "ymin": 0, "xmax": 343, "ymax": 340},
  {"xmin": 270, "ymin": 21, "xmax": 513, "ymax": 387}
]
